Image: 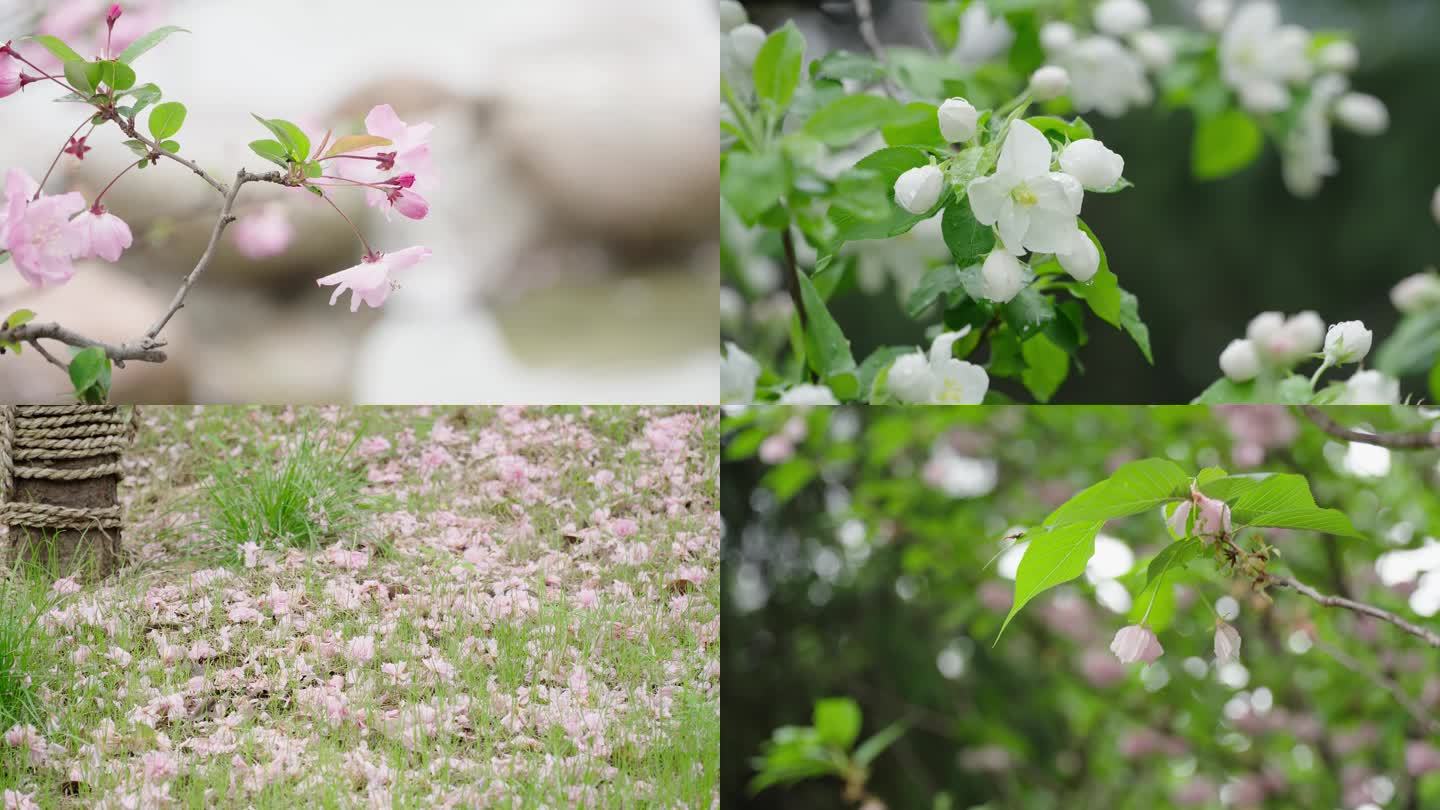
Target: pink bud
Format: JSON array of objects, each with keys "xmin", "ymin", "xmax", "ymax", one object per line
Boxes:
[
  {"xmin": 386, "ymin": 173, "xmax": 416, "ymax": 188},
  {"xmin": 1214, "ymin": 620, "xmax": 1241, "ymax": 664},
  {"xmin": 0, "ymin": 51, "xmax": 20, "ymax": 99},
  {"xmin": 385, "ymin": 188, "xmax": 429, "ymax": 220},
  {"xmin": 1195, "ymin": 493, "xmax": 1232, "ymax": 537},
  {"xmin": 75, "ymin": 207, "xmax": 133, "ymax": 262},
  {"xmin": 1166, "ymin": 500, "xmax": 1192, "ymax": 537},
  {"xmin": 1109, "ymin": 624, "xmax": 1163, "ymax": 664},
  {"xmin": 107, "ymin": 4, "xmax": 123, "ymax": 26}
]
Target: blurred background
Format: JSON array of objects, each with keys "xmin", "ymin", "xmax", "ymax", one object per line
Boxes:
[
  {"xmin": 722, "ymin": 405, "xmax": 1440, "ymax": 808},
  {"xmin": 0, "ymin": 0, "xmax": 719, "ymax": 404},
  {"xmin": 731, "ymin": 0, "xmax": 1440, "ymax": 403}
]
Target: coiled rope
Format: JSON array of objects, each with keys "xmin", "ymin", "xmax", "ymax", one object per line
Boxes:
[{"xmin": 0, "ymin": 405, "xmax": 137, "ymax": 530}]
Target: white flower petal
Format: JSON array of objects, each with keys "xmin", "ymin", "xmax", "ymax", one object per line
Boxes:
[
  {"xmin": 966, "ymin": 175, "xmax": 1008, "ymax": 225},
  {"xmin": 998, "ymin": 120, "xmax": 1053, "ymax": 180}
]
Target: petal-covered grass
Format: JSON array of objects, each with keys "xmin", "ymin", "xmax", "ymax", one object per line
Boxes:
[{"xmin": 0, "ymin": 406, "xmax": 719, "ymax": 808}]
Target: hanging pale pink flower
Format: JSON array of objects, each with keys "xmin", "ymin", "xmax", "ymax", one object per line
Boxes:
[
  {"xmin": 1109, "ymin": 624, "xmax": 1163, "ymax": 664},
  {"xmin": 229, "ymin": 203, "xmax": 294, "ymax": 259},
  {"xmin": 0, "ymin": 48, "xmax": 21, "ymax": 99},
  {"xmin": 1214, "ymin": 620, "xmax": 1242, "ymax": 663},
  {"xmin": 335, "ymin": 105, "xmax": 434, "ymax": 217},
  {"xmin": 0, "ymin": 168, "xmax": 89, "ymax": 287},
  {"xmin": 316, "ymin": 246, "xmax": 432, "ymax": 311},
  {"xmin": 1165, "ymin": 500, "xmax": 1192, "ymax": 537},
  {"xmin": 1194, "ymin": 492, "xmax": 1232, "ymax": 538},
  {"xmin": 74, "ymin": 205, "xmax": 133, "ymax": 262}
]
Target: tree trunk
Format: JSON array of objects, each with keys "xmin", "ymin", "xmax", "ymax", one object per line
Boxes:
[{"xmin": 1, "ymin": 405, "xmax": 129, "ymax": 580}]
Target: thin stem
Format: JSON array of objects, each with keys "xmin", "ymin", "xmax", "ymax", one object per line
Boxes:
[
  {"xmin": 91, "ymin": 159, "xmax": 141, "ymax": 209},
  {"xmin": 5, "ymin": 50, "xmax": 78, "ymax": 94},
  {"xmin": 1308, "ymin": 358, "xmax": 1331, "ymax": 390},
  {"xmin": 313, "ymin": 189, "xmax": 375, "ymax": 258},
  {"xmin": 33, "ymin": 117, "xmax": 94, "ymax": 201},
  {"xmin": 25, "ymin": 339, "xmax": 68, "ymax": 372},
  {"xmin": 781, "ymin": 224, "xmax": 807, "ymax": 333},
  {"xmin": 1268, "ymin": 574, "xmax": 1440, "ymax": 648},
  {"xmin": 1300, "ymin": 405, "xmax": 1440, "ymax": 450},
  {"xmin": 853, "ymin": 0, "xmax": 900, "ymax": 98},
  {"xmin": 111, "ymin": 113, "xmax": 229, "ymax": 196}
]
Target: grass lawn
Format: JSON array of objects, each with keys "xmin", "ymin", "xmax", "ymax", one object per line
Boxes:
[{"xmin": 0, "ymin": 406, "xmax": 719, "ymax": 808}]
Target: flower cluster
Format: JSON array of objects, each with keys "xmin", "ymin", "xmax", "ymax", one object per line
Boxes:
[
  {"xmin": 1214, "ymin": 311, "xmax": 1394, "ymax": 403},
  {"xmin": 1039, "ymin": 0, "xmax": 1160, "ymax": 118}
]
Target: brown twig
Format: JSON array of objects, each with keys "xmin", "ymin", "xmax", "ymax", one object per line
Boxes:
[
  {"xmin": 1268, "ymin": 574, "xmax": 1440, "ymax": 648},
  {"xmin": 110, "ymin": 113, "xmax": 230, "ymax": 196},
  {"xmin": 852, "ymin": 0, "xmax": 900, "ymax": 98},
  {"xmin": 781, "ymin": 227, "xmax": 808, "ymax": 332},
  {"xmin": 1300, "ymin": 406, "xmax": 1440, "ymax": 450}
]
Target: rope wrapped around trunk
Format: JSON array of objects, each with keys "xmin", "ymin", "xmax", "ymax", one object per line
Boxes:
[{"xmin": 0, "ymin": 405, "xmax": 137, "ymax": 530}]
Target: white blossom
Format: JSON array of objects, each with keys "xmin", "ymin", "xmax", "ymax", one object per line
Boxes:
[
  {"xmin": 1111, "ymin": 625, "xmax": 1164, "ymax": 664},
  {"xmin": 718, "ymin": 0, "xmax": 748, "ymax": 33},
  {"xmin": 1130, "ymin": 30, "xmax": 1175, "ymax": 70},
  {"xmin": 778, "ymin": 384, "xmax": 839, "ymax": 407},
  {"xmin": 1334, "ymin": 92, "xmax": 1389, "ymax": 135},
  {"xmin": 968, "ymin": 120, "xmax": 1083, "ymax": 255},
  {"xmin": 1040, "ymin": 21, "xmax": 1077, "ymax": 53},
  {"xmin": 1323, "ymin": 320, "xmax": 1372, "ymax": 365},
  {"xmin": 1339, "ymin": 370, "xmax": 1400, "ymax": 405},
  {"xmin": 1391, "ymin": 271, "xmax": 1440, "ymax": 313},
  {"xmin": 1214, "ymin": 621, "xmax": 1242, "ymax": 664},
  {"xmin": 1196, "ymin": 0, "xmax": 1233, "ymax": 32},
  {"xmin": 1281, "ymin": 75, "xmax": 1346, "ymax": 197},
  {"xmin": 938, "ymin": 97, "xmax": 980, "ymax": 143},
  {"xmin": 729, "ymin": 24, "xmax": 766, "ymax": 68},
  {"xmin": 1220, "ymin": 3, "xmax": 1311, "ymax": 113},
  {"xmin": 1094, "ymin": 0, "xmax": 1151, "ymax": 37},
  {"xmin": 894, "ymin": 165, "xmax": 945, "ymax": 215},
  {"xmin": 1056, "ymin": 229, "xmax": 1100, "ymax": 283},
  {"xmin": 951, "ymin": 2, "xmax": 1015, "ymax": 67},
  {"xmin": 1059, "ymin": 139, "xmax": 1125, "ymax": 191},
  {"xmin": 721, "ymin": 342, "xmax": 761, "ymax": 405},
  {"xmin": 1060, "ymin": 36, "xmax": 1153, "ymax": 118},
  {"xmin": 1316, "ymin": 40, "xmax": 1358, "ymax": 73},
  {"xmin": 888, "ymin": 328, "xmax": 990, "ymax": 405},
  {"xmin": 1219, "ymin": 339, "xmax": 1261, "ymax": 382},
  {"xmin": 1029, "ymin": 65, "xmax": 1071, "ymax": 100},
  {"xmin": 979, "ymin": 249, "xmax": 1027, "ymax": 303}
]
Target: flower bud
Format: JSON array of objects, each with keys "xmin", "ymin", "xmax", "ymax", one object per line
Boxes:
[
  {"xmin": 1040, "ymin": 21, "xmax": 1076, "ymax": 53},
  {"xmin": 888, "ymin": 352, "xmax": 936, "ymax": 403},
  {"xmin": 718, "ymin": 0, "xmax": 748, "ymax": 33},
  {"xmin": 721, "ymin": 342, "xmax": 761, "ymax": 405},
  {"xmin": 938, "ymin": 97, "xmax": 980, "ymax": 143},
  {"xmin": 1130, "ymin": 30, "xmax": 1175, "ymax": 70},
  {"xmin": 0, "ymin": 49, "xmax": 19, "ymax": 99},
  {"xmin": 1195, "ymin": 493, "xmax": 1231, "ymax": 537},
  {"xmin": 1316, "ymin": 40, "xmax": 1358, "ymax": 73},
  {"xmin": 778, "ymin": 384, "xmax": 839, "ymax": 407},
  {"xmin": 980, "ymin": 249, "xmax": 1026, "ymax": 303},
  {"xmin": 1094, "ymin": 0, "xmax": 1150, "ymax": 37},
  {"xmin": 1285, "ymin": 311, "xmax": 1325, "ymax": 356},
  {"xmin": 1028, "ymin": 65, "xmax": 1070, "ymax": 101},
  {"xmin": 894, "ymin": 165, "xmax": 944, "ymax": 215},
  {"xmin": 1238, "ymin": 80, "xmax": 1289, "ymax": 114},
  {"xmin": 1219, "ymin": 339, "xmax": 1260, "ymax": 382},
  {"xmin": 1214, "ymin": 621, "xmax": 1242, "ymax": 664},
  {"xmin": 729, "ymin": 23, "xmax": 766, "ymax": 68},
  {"xmin": 1059, "ymin": 139, "xmax": 1124, "ymax": 190},
  {"xmin": 1110, "ymin": 624, "xmax": 1163, "ymax": 664},
  {"xmin": 1339, "ymin": 369, "xmax": 1399, "ymax": 405},
  {"xmin": 1334, "ymin": 92, "xmax": 1389, "ymax": 135},
  {"xmin": 1056, "ymin": 228, "xmax": 1099, "ymax": 282},
  {"xmin": 1245, "ymin": 311, "xmax": 1285, "ymax": 346},
  {"xmin": 1323, "ymin": 320, "xmax": 1372, "ymax": 365},
  {"xmin": 1391, "ymin": 271, "xmax": 1440, "ymax": 313},
  {"xmin": 1433, "ymin": 185, "xmax": 1440, "ymax": 227},
  {"xmin": 1195, "ymin": 0, "xmax": 1232, "ymax": 32},
  {"xmin": 107, "ymin": 3, "xmax": 123, "ymax": 26}
]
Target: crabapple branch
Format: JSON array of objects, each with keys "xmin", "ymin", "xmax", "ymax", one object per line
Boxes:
[
  {"xmin": 1268, "ymin": 573, "xmax": 1440, "ymax": 648},
  {"xmin": 1300, "ymin": 405, "xmax": 1440, "ymax": 449},
  {"xmin": 109, "ymin": 111, "xmax": 230, "ymax": 196}
]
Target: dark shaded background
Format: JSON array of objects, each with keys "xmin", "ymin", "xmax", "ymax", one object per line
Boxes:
[{"xmin": 743, "ymin": 0, "xmax": 1440, "ymax": 403}]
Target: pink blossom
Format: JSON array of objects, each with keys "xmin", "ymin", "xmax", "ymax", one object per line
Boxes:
[
  {"xmin": 240, "ymin": 541, "xmax": 261, "ymax": 568},
  {"xmin": 1109, "ymin": 624, "xmax": 1163, "ymax": 664},
  {"xmin": 1165, "ymin": 500, "xmax": 1191, "ymax": 537},
  {"xmin": 1406, "ymin": 740, "xmax": 1440, "ymax": 776},
  {"xmin": 1079, "ymin": 648, "xmax": 1127, "ymax": 687},
  {"xmin": 1173, "ymin": 778, "xmax": 1218, "ymax": 806},
  {"xmin": 3, "ymin": 790, "xmax": 40, "ymax": 810},
  {"xmin": 419, "ymin": 445, "xmax": 453, "ymax": 475},
  {"xmin": 610, "ymin": 517, "xmax": 638, "ymax": 538},
  {"xmin": 381, "ymin": 661, "xmax": 411, "ymax": 685},
  {"xmin": 0, "ymin": 50, "xmax": 21, "ymax": 100},
  {"xmin": 1214, "ymin": 621, "xmax": 1242, "ymax": 664},
  {"xmin": 316, "ymin": 246, "xmax": 432, "ymax": 311},
  {"xmin": 141, "ymin": 750, "xmax": 178, "ymax": 782},
  {"xmin": 575, "ymin": 588, "xmax": 599, "ymax": 609},
  {"xmin": 757, "ymin": 435, "xmax": 794, "ymax": 464},
  {"xmin": 358, "ymin": 436, "xmax": 391, "ymax": 457},
  {"xmin": 227, "ymin": 604, "xmax": 263, "ymax": 623},
  {"xmin": 347, "ymin": 635, "xmax": 376, "ymax": 663},
  {"xmin": 51, "ymin": 576, "xmax": 82, "ymax": 595},
  {"xmin": 0, "ymin": 168, "xmax": 89, "ymax": 287},
  {"xmin": 388, "ymin": 188, "xmax": 429, "ymax": 220},
  {"xmin": 106, "ymin": 646, "xmax": 132, "ymax": 667},
  {"xmin": 229, "ymin": 203, "xmax": 294, "ymax": 259},
  {"xmin": 1195, "ymin": 492, "xmax": 1231, "ymax": 537},
  {"xmin": 336, "ymin": 105, "xmax": 434, "ymax": 217},
  {"xmin": 74, "ymin": 206, "xmax": 133, "ymax": 262}
]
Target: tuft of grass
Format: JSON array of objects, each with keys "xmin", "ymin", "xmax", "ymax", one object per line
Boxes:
[
  {"xmin": 0, "ymin": 569, "xmax": 52, "ymax": 731},
  {"xmin": 203, "ymin": 435, "xmax": 370, "ymax": 557}
]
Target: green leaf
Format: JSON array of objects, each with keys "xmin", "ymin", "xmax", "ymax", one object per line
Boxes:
[
  {"xmin": 1003, "ymin": 287, "xmax": 1055, "ymax": 343},
  {"xmin": 1430, "ymin": 359, "xmax": 1440, "ymax": 403},
  {"xmin": 159, "ymin": 140, "xmax": 180, "ymax": 153},
  {"xmin": 1198, "ymin": 474, "xmax": 1266, "ymax": 503},
  {"xmin": 251, "ymin": 114, "xmax": 311, "ymax": 161},
  {"xmin": 68, "ymin": 346, "xmax": 112, "ymax": 403},
  {"xmin": 303, "ymin": 161, "xmax": 323, "ymax": 178},
  {"xmin": 148, "ymin": 101, "xmax": 187, "ymax": 141},
  {"xmin": 853, "ymin": 723, "xmax": 906, "ymax": 767},
  {"xmin": 1229, "ymin": 474, "xmax": 1362, "ymax": 537},
  {"xmin": 721, "ymin": 150, "xmax": 787, "ymax": 226},
  {"xmin": 120, "ymin": 139, "xmax": 151, "ymax": 158},
  {"xmin": 803, "ymin": 94, "xmax": 904, "ymax": 147},
  {"xmin": 880, "ymin": 102, "xmax": 948, "ymax": 149},
  {"xmin": 248, "ymin": 139, "xmax": 291, "ymax": 167},
  {"xmin": 1374, "ymin": 311, "xmax": 1440, "ymax": 378},
  {"xmin": 761, "ymin": 458, "xmax": 816, "ymax": 504},
  {"xmin": 1072, "ymin": 220, "xmax": 1120, "ymax": 327},
  {"xmin": 857, "ymin": 346, "xmax": 914, "ymax": 402},
  {"xmin": 1192, "ymin": 109, "xmax": 1262, "ymax": 181},
  {"xmin": 999, "ymin": 522, "xmax": 1103, "ymax": 638},
  {"xmin": 1129, "ymin": 540, "xmax": 1204, "ymax": 631},
  {"xmin": 1045, "ymin": 459, "xmax": 1190, "ymax": 527},
  {"xmin": 753, "ymin": 22, "xmax": 806, "ymax": 111},
  {"xmin": 321, "ymin": 134, "xmax": 395, "ymax": 159},
  {"xmin": 3, "ymin": 309, "xmax": 36, "ymax": 330},
  {"xmin": 941, "ymin": 195, "xmax": 995, "ymax": 270},
  {"xmin": 117, "ymin": 26, "xmax": 190, "ymax": 64},
  {"xmin": 63, "ymin": 61, "xmax": 97, "ymax": 95},
  {"xmin": 1020, "ymin": 333, "xmax": 1069, "ymax": 403},
  {"xmin": 1192, "ymin": 376, "xmax": 1257, "ymax": 404},
  {"xmin": 95, "ymin": 60, "xmax": 136, "ymax": 91},
  {"xmin": 830, "ymin": 147, "xmax": 944, "ymax": 243},
  {"xmin": 1118, "ymin": 290, "xmax": 1153, "ymax": 364},
  {"xmin": 813, "ymin": 697, "xmax": 863, "ymax": 750},
  {"xmin": 796, "ymin": 270, "xmax": 856, "ymax": 378},
  {"xmin": 122, "ymin": 83, "xmax": 162, "ymax": 115},
  {"xmin": 24, "ymin": 35, "xmax": 83, "ymax": 63},
  {"xmin": 906, "ymin": 264, "xmax": 965, "ymax": 319}
]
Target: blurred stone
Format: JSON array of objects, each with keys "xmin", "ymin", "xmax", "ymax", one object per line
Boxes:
[{"xmin": 0, "ymin": 266, "xmax": 191, "ymax": 402}]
